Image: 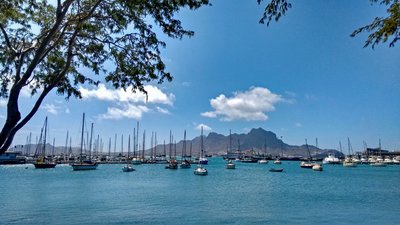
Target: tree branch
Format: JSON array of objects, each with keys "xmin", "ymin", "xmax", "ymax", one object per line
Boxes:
[{"xmin": 0, "ymin": 24, "xmax": 16, "ymax": 54}]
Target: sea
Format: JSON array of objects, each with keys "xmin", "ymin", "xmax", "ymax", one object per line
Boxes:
[{"xmin": 1, "ymin": 158, "xmax": 399, "ymax": 225}]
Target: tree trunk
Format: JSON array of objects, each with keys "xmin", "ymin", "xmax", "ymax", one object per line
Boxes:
[
  {"xmin": 0, "ymin": 85, "xmax": 22, "ymax": 153},
  {"xmin": 0, "ymin": 85, "xmax": 53, "ymax": 154}
]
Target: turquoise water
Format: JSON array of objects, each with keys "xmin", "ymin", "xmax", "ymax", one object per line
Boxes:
[{"xmin": 1, "ymin": 158, "xmax": 399, "ymax": 225}]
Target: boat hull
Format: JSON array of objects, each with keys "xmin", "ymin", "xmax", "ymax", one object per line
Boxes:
[
  {"xmin": 194, "ymin": 167, "xmax": 208, "ymax": 175},
  {"xmin": 269, "ymin": 168, "xmax": 284, "ymax": 172},
  {"xmin": 71, "ymin": 163, "xmax": 98, "ymax": 171},
  {"xmin": 122, "ymin": 165, "xmax": 135, "ymax": 172},
  {"xmin": 225, "ymin": 164, "xmax": 236, "ymax": 169},
  {"xmin": 33, "ymin": 162, "xmax": 57, "ymax": 169}
]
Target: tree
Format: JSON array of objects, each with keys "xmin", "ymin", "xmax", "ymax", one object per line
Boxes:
[
  {"xmin": 0, "ymin": 1, "xmax": 398, "ymax": 154},
  {"xmin": 258, "ymin": 0, "xmax": 400, "ymax": 48},
  {"xmin": 0, "ymin": 0, "xmax": 209, "ymax": 154}
]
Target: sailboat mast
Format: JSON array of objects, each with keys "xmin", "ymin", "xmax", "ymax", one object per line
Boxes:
[
  {"xmin": 28, "ymin": 132, "xmax": 32, "ymax": 156},
  {"xmin": 169, "ymin": 130, "xmax": 172, "ymax": 160},
  {"xmin": 89, "ymin": 123, "xmax": 93, "ymax": 159},
  {"xmin": 347, "ymin": 137, "xmax": 351, "ymax": 156},
  {"xmin": 133, "ymin": 128, "xmax": 136, "ymax": 157},
  {"xmin": 136, "ymin": 122, "xmax": 139, "ymax": 157},
  {"xmin": 229, "ymin": 129, "xmax": 232, "ymax": 153},
  {"xmin": 108, "ymin": 137, "xmax": 111, "ymax": 158},
  {"xmin": 128, "ymin": 135, "xmax": 131, "ymax": 158},
  {"xmin": 43, "ymin": 117, "xmax": 48, "ymax": 156},
  {"xmin": 52, "ymin": 138, "xmax": 55, "ymax": 156},
  {"xmin": 201, "ymin": 126, "xmax": 204, "ymax": 158},
  {"xmin": 65, "ymin": 131, "xmax": 69, "ymax": 156},
  {"xmin": 163, "ymin": 140, "xmax": 166, "ymax": 157},
  {"xmin": 183, "ymin": 130, "xmax": 187, "ymax": 158},
  {"xmin": 121, "ymin": 134, "xmax": 124, "ymax": 156},
  {"xmin": 80, "ymin": 113, "xmax": 85, "ymax": 162},
  {"xmin": 142, "ymin": 130, "xmax": 146, "ymax": 160},
  {"xmin": 155, "ymin": 132, "xmax": 157, "ymax": 158}
]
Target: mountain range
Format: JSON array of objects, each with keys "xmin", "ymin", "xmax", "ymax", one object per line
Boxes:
[{"xmin": 12, "ymin": 128, "xmax": 342, "ymax": 158}]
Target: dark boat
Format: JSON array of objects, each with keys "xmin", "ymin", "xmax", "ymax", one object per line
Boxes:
[
  {"xmin": 33, "ymin": 117, "xmax": 57, "ymax": 169},
  {"xmin": 34, "ymin": 157, "xmax": 57, "ymax": 169},
  {"xmin": 269, "ymin": 168, "xmax": 284, "ymax": 172},
  {"xmin": 71, "ymin": 113, "xmax": 98, "ymax": 171},
  {"xmin": 180, "ymin": 130, "xmax": 191, "ymax": 169}
]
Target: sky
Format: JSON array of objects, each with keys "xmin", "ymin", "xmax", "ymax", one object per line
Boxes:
[{"xmin": 3, "ymin": 0, "xmax": 400, "ymax": 152}]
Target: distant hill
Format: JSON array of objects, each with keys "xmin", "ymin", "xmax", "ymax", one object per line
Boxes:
[
  {"xmin": 154, "ymin": 128, "xmax": 342, "ymax": 158},
  {"xmin": 10, "ymin": 128, "xmax": 343, "ymax": 158}
]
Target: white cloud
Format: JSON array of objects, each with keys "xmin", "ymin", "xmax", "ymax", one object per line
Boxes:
[
  {"xmin": 156, "ymin": 106, "xmax": 170, "ymax": 115},
  {"xmin": 201, "ymin": 87, "xmax": 283, "ymax": 121},
  {"xmin": 42, "ymin": 104, "xmax": 59, "ymax": 115},
  {"xmin": 99, "ymin": 104, "xmax": 149, "ymax": 120},
  {"xmin": 65, "ymin": 108, "xmax": 70, "ymax": 114},
  {"xmin": 195, "ymin": 123, "xmax": 212, "ymax": 132},
  {"xmin": 295, "ymin": 122, "xmax": 302, "ymax": 127},
  {"xmin": 79, "ymin": 84, "xmax": 174, "ymax": 105},
  {"xmin": 80, "ymin": 84, "xmax": 174, "ymax": 120}
]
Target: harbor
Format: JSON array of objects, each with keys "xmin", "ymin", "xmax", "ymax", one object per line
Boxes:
[{"xmin": 1, "ymin": 158, "xmax": 399, "ymax": 225}]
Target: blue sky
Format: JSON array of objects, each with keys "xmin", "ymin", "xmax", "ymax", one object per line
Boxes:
[{"xmin": 4, "ymin": 0, "xmax": 399, "ymax": 152}]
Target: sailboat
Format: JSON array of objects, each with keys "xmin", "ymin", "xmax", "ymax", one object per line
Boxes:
[
  {"xmin": 258, "ymin": 138, "xmax": 269, "ymax": 164},
  {"xmin": 194, "ymin": 126, "xmax": 208, "ymax": 175},
  {"xmin": 343, "ymin": 138, "xmax": 357, "ymax": 167},
  {"xmin": 370, "ymin": 139, "xmax": 386, "ymax": 167},
  {"xmin": 225, "ymin": 130, "xmax": 235, "ymax": 169},
  {"xmin": 71, "ymin": 113, "xmax": 98, "ymax": 171},
  {"xmin": 166, "ymin": 131, "xmax": 178, "ymax": 169},
  {"xmin": 131, "ymin": 122, "xmax": 141, "ymax": 165},
  {"xmin": 274, "ymin": 136, "xmax": 283, "ymax": 164},
  {"xmin": 33, "ymin": 117, "xmax": 57, "ymax": 169},
  {"xmin": 180, "ymin": 130, "xmax": 191, "ymax": 168},
  {"xmin": 300, "ymin": 139, "xmax": 319, "ymax": 169},
  {"xmin": 122, "ymin": 135, "xmax": 135, "ymax": 172}
]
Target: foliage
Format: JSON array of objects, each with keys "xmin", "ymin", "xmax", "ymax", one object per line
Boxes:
[
  {"xmin": 351, "ymin": 0, "xmax": 400, "ymax": 48},
  {"xmin": 0, "ymin": 0, "xmax": 209, "ymax": 152},
  {"xmin": 258, "ymin": 0, "xmax": 400, "ymax": 48}
]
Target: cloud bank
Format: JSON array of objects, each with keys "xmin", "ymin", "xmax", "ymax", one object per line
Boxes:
[
  {"xmin": 202, "ymin": 87, "xmax": 283, "ymax": 121},
  {"xmin": 79, "ymin": 84, "xmax": 174, "ymax": 120}
]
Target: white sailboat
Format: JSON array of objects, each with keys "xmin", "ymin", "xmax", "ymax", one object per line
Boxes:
[
  {"xmin": 300, "ymin": 139, "xmax": 320, "ymax": 169},
  {"xmin": 225, "ymin": 129, "xmax": 236, "ymax": 169},
  {"xmin": 194, "ymin": 126, "xmax": 208, "ymax": 175},
  {"xmin": 131, "ymin": 122, "xmax": 142, "ymax": 165},
  {"xmin": 122, "ymin": 135, "xmax": 135, "ymax": 172},
  {"xmin": 258, "ymin": 138, "xmax": 269, "ymax": 164},
  {"xmin": 343, "ymin": 138, "xmax": 357, "ymax": 167}
]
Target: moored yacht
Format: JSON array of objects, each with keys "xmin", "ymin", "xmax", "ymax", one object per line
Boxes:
[
  {"xmin": 225, "ymin": 160, "xmax": 236, "ymax": 169},
  {"xmin": 194, "ymin": 164, "xmax": 208, "ymax": 175},
  {"xmin": 273, "ymin": 158, "xmax": 282, "ymax": 164},
  {"xmin": 322, "ymin": 153, "xmax": 340, "ymax": 164},
  {"xmin": 71, "ymin": 113, "xmax": 98, "ymax": 171},
  {"xmin": 33, "ymin": 117, "xmax": 57, "ymax": 169},
  {"xmin": 194, "ymin": 126, "xmax": 208, "ymax": 176},
  {"xmin": 312, "ymin": 163, "xmax": 323, "ymax": 171}
]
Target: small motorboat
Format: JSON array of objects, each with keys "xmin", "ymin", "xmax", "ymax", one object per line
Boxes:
[
  {"xmin": 122, "ymin": 165, "xmax": 135, "ymax": 172},
  {"xmin": 225, "ymin": 160, "xmax": 236, "ymax": 169},
  {"xmin": 312, "ymin": 164, "xmax": 323, "ymax": 171},
  {"xmin": 269, "ymin": 168, "xmax": 284, "ymax": 172},
  {"xmin": 194, "ymin": 165, "xmax": 208, "ymax": 176}
]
